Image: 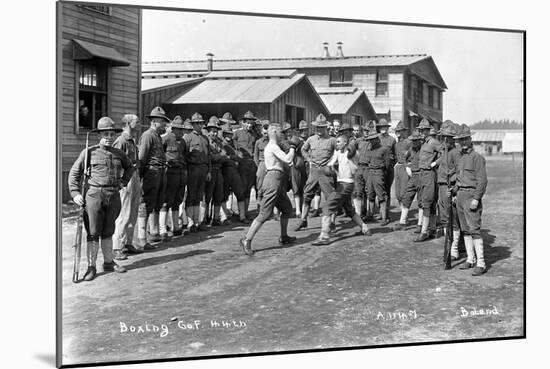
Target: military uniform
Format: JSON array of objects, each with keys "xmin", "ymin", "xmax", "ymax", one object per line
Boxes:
[
  {"xmin": 452, "ymin": 124, "xmax": 488, "ymax": 275},
  {"xmin": 112, "ymin": 122, "xmax": 141, "ymax": 255},
  {"xmin": 68, "ymin": 117, "xmax": 133, "ymax": 280},
  {"xmin": 233, "ymin": 111, "xmax": 259, "ymax": 215},
  {"xmin": 205, "ymin": 117, "xmax": 228, "ymax": 224},
  {"xmin": 253, "ymin": 135, "xmax": 269, "ymax": 200},
  {"xmin": 377, "ymin": 119, "xmax": 396, "ymax": 215},
  {"xmin": 394, "ymin": 135, "xmax": 412, "ymax": 205},
  {"xmin": 184, "ymin": 113, "xmax": 211, "ymax": 231}
]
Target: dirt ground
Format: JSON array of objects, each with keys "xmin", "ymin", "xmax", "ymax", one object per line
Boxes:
[{"xmin": 59, "ymin": 156, "xmax": 524, "ymax": 366}]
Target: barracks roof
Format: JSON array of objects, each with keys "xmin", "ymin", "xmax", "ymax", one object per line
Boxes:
[{"xmin": 318, "ymin": 88, "xmax": 375, "ymax": 116}]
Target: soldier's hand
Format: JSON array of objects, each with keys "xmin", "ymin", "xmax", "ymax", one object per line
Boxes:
[
  {"xmin": 470, "ymin": 199, "xmax": 479, "ymax": 210},
  {"xmin": 73, "ymin": 194, "xmax": 85, "ymax": 207},
  {"xmin": 430, "ymin": 161, "xmax": 437, "ymax": 168},
  {"xmin": 406, "ymin": 167, "xmax": 412, "ymax": 177},
  {"xmin": 206, "ymin": 172, "xmax": 212, "ymax": 182}
]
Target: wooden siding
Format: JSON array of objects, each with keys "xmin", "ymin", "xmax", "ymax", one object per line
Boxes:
[
  {"xmin": 271, "ymin": 79, "xmax": 329, "ymax": 125},
  {"xmin": 141, "ymin": 82, "xmax": 201, "ymax": 123},
  {"xmin": 402, "ymin": 70, "xmax": 443, "ymax": 134},
  {"xmin": 342, "ymin": 94, "xmax": 378, "ymax": 124},
  {"xmin": 59, "ymin": 4, "xmax": 140, "ymax": 201}
]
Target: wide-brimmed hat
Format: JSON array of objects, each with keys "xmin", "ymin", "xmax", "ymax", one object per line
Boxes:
[
  {"xmin": 417, "ymin": 118, "xmax": 431, "ymax": 130},
  {"xmin": 394, "ymin": 121, "xmax": 407, "ymax": 132},
  {"xmin": 377, "ymin": 118, "xmax": 390, "ymax": 127},
  {"xmin": 147, "ymin": 106, "xmax": 170, "ymax": 122},
  {"xmin": 281, "ymin": 122, "xmax": 292, "ymax": 133},
  {"xmin": 171, "ymin": 115, "xmax": 186, "ymax": 129},
  {"xmin": 454, "ymin": 123, "xmax": 474, "ymax": 139},
  {"xmin": 439, "ymin": 124, "xmax": 456, "ymax": 137},
  {"xmin": 364, "ymin": 129, "xmax": 381, "ymax": 140},
  {"xmin": 182, "ymin": 119, "xmax": 193, "ymax": 130},
  {"xmin": 312, "ymin": 113, "xmax": 328, "ymax": 127},
  {"xmin": 92, "ymin": 116, "xmax": 122, "ymax": 133},
  {"xmin": 338, "ymin": 122, "xmax": 353, "ymax": 133},
  {"xmin": 298, "ymin": 120, "xmax": 309, "ymax": 130},
  {"xmin": 219, "ymin": 112, "xmax": 236, "ymax": 125},
  {"xmin": 190, "ymin": 112, "xmax": 205, "ymax": 123},
  {"xmin": 242, "ymin": 111, "xmax": 257, "ymax": 121},
  {"xmin": 206, "ymin": 116, "xmax": 221, "ymax": 129},
  {"xmin": 429, "ymin": 127, "xmax": 437, "ymax": 136}
]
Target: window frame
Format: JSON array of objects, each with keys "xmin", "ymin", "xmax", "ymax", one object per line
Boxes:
[
  {"xmin": 329, "ymin": 68, "xmax": 353, "ymax": 87},
  {"xmin": 428, "ymin": 86, "xmax": 434, "ymax": 107},
  {"xmin": 79, "ymin": 5, "xmax": 112, "ymax": 16},
  {"xmin": 375, "ymin": 68, "xmax": 389, "ymax": 97},
  {"xmin": 75, "ymin": 60, "xmax": 110, "ymax": 134}
]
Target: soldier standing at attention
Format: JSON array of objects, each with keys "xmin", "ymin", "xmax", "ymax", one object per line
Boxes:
[
  {"xmin": 112, "ymin": 114, "xmax": 143, "ymax": 260},
  {"xmin": 364, "ymin": 129, "xmax": 391, "ymax": 226},
  {"xmin": 137, "ymin": 107, "xmax": 169, "ymax": 248},
  {"xmin": 393, "ymin": 121, "xmax": 412, "ymax": 210},
  {"xmin": 450, "ymin": 124, "xmax": 488, "ymax": 276},
  {"xmin": 184, "ymin": 113, "xmax": 211, "ymax": 232},
  {"xmin": 435, "ymin": 121, "xmax": 462, "ymax": 259},
  {"xmin": 352, "ymin": 124, "xmax": 371, "ymax": 219},
  {"xmin": 220, "ymin": 127, "xmax": 249, "ymax": 224},
  {"xmin": 233, "ymin": 111, "xmax": 259, "ymax": 219},
  {"xmin": 204, "ymin": 116, "xmax": 229, "ymax": 226},
  {"xmin": 295, "ymin": 114, "xmax": 337, "ymax": 231},
  {"xmin": 159, "ymin": 115, "xmax": 188, "ymax": 239},
  {"xmin": 253, "ymin": 123, "xmax": 270, "ymax": 203},
  {"xmin": 289, "ymin": 123, "xmax": 308, "ymax": 218},
  {"xmin": 377, "ymin": 119, "xmax": 396, "ymax": 220},
  {"xmin": 414, "ymin": 119, "xmax": 441, "ymax": 242},
  {"xmin": 393, "ymin": 131, "xmax": 424, "ymax": 231},
  {"xmin": 69, "ymin": 117, "xmax": 134, "ymax": 281},
  {"xmin": 239, "ymin": 124, "xmax": 300, "ymax": 256}
]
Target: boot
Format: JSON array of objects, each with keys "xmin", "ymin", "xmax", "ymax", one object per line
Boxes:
[
  {"xmin": 459, "ymin": 236, "xmax": 476, "ymax": 269},
  {"xmin": 237, "ymin": 201, "xmax": 250, "ymax": 224},
  {"xmin": 240, "ymin": 237, "xmax": 253, "ymax": 256},
  {"xmin": 84, "ymin": 239, "xmax": 99, "ymax": 281},
  {"xmin": 100, "ymin": 237, "xmax": 115, "ymax": 265},
  {"xmin": 172, "ymin": 210, "xmax": 183, "ymax": 236},
  {"xmin": 159, "ymin": 208, "xmax": 170, "ymax": 241},
  {"xmin": 103, "ymin": 261, "xmax": 127, "ymax": 273},
  {"xmin": 294, "ymin": 219, "xmax": 308, "ymax": 231},
  {"xmin": 379, "ymin": 201, "xmax": 390, "ymax": 226},
  {"xmin": 472, "ymin": 237, "xmax": 486, "ymax": 276},
  {"xmin": 148, "ymin": 213, "xmax": 161, "ymax": 243},
  {"xmin": 137, "ymin": 213, "xmax": 151, "ymax": 248}
]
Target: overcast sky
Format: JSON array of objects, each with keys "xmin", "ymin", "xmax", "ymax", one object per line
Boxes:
[{"xmin": 142, "ymin": 9, "xmax": 524, "ymax": 124}]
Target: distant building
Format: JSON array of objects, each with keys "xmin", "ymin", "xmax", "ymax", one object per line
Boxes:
[
  {"xmin": 142, "ymin": 42, "xmax": 447, "ymax": 132},
  {"xmin": 471, "ymin": 130, "xmax": 524, "ymax": 155},
  {"xmin": 57, "ymin": 3, "xmax": 141, "ymax": 202}
]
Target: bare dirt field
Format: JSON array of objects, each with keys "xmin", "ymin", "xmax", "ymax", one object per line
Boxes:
[{"xmin": 59, "ymin": 156, "xmax": 524, "ymax": 366}]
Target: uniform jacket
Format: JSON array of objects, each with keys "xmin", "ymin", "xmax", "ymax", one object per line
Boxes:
[
  {"xmin": 366, "ymin": 144, "xmax": 391, "ymax": 171},
  {"xmin": 395, "ymin": 139, "xmax": 412, "ymax": 165},
  {"xmin": 162, "ymin": 132, "xmax": 187, "ymax": 169},
  {"xmin": 233, "ymin": 128, "xmax": 258, "ymax": 161},
  {"xmin": 253, "ymin": 137, "xmax": 269, "ymax": 165},
  {"xmin": 455, "ymin": 147, "xmax": 488, "ymax": 200},
  {"xmin": 354, "ymin": 137, "xmax": 372, "ymax": 165},
  {"xmin": 138, "ymin": 127, "xmax": 167, "ymax": 173},
  {"xmin": 184, "ymin": 130, "xmax": 211, "ymax": 170},
  {"xmin": 68, "ymin": 144, "xmax": 134, "ymax": 198},
  {"xmin": 435, "ymin": 145, "xmax": 461, "ymax": 184},
  {"xmin": 405, "ymin": 147, "xmax": 422, "ymax": 172},
  {"xmin": 113, "ymin": 131, "xmax": 139, "ymax": 167},
  {"xmin": 301, "ymin": 134, "xmax": 337, "ymax": 167},
  {"xmin": 208, "ymin": 135, "xmax": 229, "ymax": 170},
  {"xmin": 379, "ymin": 134, "xmax": 397, "ymax": 165},
  {"xmin": 418, "ymin": 136, "xmax": 441, "ymax": 170}
]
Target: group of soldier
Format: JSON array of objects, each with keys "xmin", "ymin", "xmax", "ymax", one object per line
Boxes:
[{"xmin": 68, "ymin": 106, "xmax": 488, "ymax": 282}]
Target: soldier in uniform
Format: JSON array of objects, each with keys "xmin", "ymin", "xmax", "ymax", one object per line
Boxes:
[
  {"xmin": 332, "ymin": 120, "xmax": 341, "ymax": 137},
  {"xmin": 233, "ymin": 111, "xmax": 260, "ymax": 219},
  {"xmin": 204, "ymin": 116, "xmax": 229, "ymax": 226},
  {"xmin": 289, "ymin": 122, "xmax": 308, "ymax": 218},
  {"xmin": 364, "ymin": 129, "xmax": 391, "ymax": 226},
  {"xmin": 184, "ymin": 113, "xmax": 211, "ymax": 232},
  {"xmin": 377, "ymin": 119, "xmax": 396, "ymax": 220},
  {"xmin": 393, "ymin": 131, "xmax": 424, "ymax": 230},
  {"xmin": 220, "ymin": 127, "xmax": 249, "ymax": 224},
  {"xmin": 295, "ymin": 114, "xmax": 337, "ymax": 231},
  {"xmin": 414, "ymin": 119, "xmax": 441, "ymax": 242},
  {"xmin": 159, "ymin": 115, "xmax": 188, "ymax": 239},
  {"xmin": 352, "ymin": 124, "xmax": 371, "ymax": 219},
  {"xmin": 219, "ymin": 112, "xmax": 236, "ymax": 131},
  {"xmin": 112, "ymin": 114, "xmax": 142, "ymax": 260},
  {"xmin": 239, "ymin": 123, "xmax": 300, "ymax": 255},
  {"xmin": 450, "ymin": 124, "xmax": 488, "ymax": 275},
  {"xmin": 435, "ymin": 121, "xmax": 462, "ymax": 259},
  {"xmin": 69, "ymin": 117, "xmax": 134, "ymax": 281},
  {"xmin": 393, "ymin": 121, "xmax": 412, "ymax": 210},
  {"xmin": 312, "ymin": 132, "xmax": 370, "ymax": 245},
  {"xmin": 137, "ymin": 107, "xmax": 169, "ymax": 248}
]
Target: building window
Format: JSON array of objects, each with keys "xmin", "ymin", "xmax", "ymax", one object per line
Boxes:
[
  {"xmin": 416, "ymin": 79, "xmax": 423, "ymax": 103},
  {"xmin": 77, "ymin": 60, "xmax": 108, "ymax": 131},
  {"xmin": 80, "ymin": 5, "xmax": 111, "ymax": 15},
  {"xmin": 352, "ymin": 115, "xmax": 363, "ymax": 126},
  {"xmin": 428, "ymin": 86, "xmax": 434, "ymax": 107},
  {"xmin": 329, "ymin": 69, "xmax": 353, "ymax": 87},
  {"xmin": 285, "ymin": 105, "xmax": 305, "ymax": 128},
  {"xmin": 437, "ymin": 90, "xmax": 442, "ymax": 109},
  {"xmin": 407, "ymin": 74, "xmax": 413, "ymax": 99},
  {"xmin": 376, "ymin": 69, "xmax": 388, "ymax": 96}
]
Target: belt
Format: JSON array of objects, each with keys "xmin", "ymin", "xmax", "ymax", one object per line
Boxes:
[
  {"xmin": 147, "ymin": 164, "xmax": 167, "ymax": 169},
  {"xmin": 266, "ymin": 168, "xmax": 284, "ymax": 174},
  {"xmin": 358, "ymin": 163, "xmax": 369, "ymax": 167},
  {"xmin": 411, "ymin": 169, "xmax": 420, "ymax": 173},
  {"xmin": 88, "ymin": 184, "xmax": 119, "ymax": 189},
  {"xmin": 419, "ymin": 168, "xmax": 433, "ymax": 171},
  {"xmin": 459, "ymin": 186, "xmax": 476, "ymax": 190}
]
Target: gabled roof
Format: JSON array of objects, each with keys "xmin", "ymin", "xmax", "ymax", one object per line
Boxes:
[
  {"xmin": 73, "ymin": 39, "xmax": 130, "ymax": 67},
  {"xmin": 167, "ymin": 71, "xmax": 328, "ymax": 112},
  {"xmin": 141, "ymin": 77, "xmax": 205, "ymax": 93},
  {"xmin": 318, "ymin": 88, "xmax": 375, "ymax": 117},
  {"xmin": 143, "ymin": 54, "xmax": 430, "ymax": 73}
]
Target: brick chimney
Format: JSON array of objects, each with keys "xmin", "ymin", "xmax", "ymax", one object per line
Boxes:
[
  {"xmin": 322, "ymin": 42, "xmax": 330, "ymax": 58},
  {"xmin": 206, "ymin": 53, "xmax": 214, "ymax": 72},
  {"xmin": 336, "ymin": 42, "xmax": 344, "ymax": 58}
]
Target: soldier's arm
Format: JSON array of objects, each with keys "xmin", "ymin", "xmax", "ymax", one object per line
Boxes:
[
  {"xmin": 384, "ymin": 147, "xmax": 391, "ymax": 170},
  {"xmin": 68, "ymin": 149, "xmax": 86, "ymax": 198},
  {"xmin": 119, "ymin": 151, "xmax": 135, "ymax": 187},
  {"xmin": 301, "ymin": 138, "xmax": 311, "ymax": 160},
  {"xmin": 138, "ymin": 133, "xmax": 152, "ymax": 176},
  {"xmin": 473, "ymin": 155, "xmax": 488, "ymax": 200},
  {"xmin": 253, "ymin": 140, "xmax": 260, "ymax": 165},
  {"xmin": 272, "ymin": 144, "xmax": 295, "ymax": 165}
]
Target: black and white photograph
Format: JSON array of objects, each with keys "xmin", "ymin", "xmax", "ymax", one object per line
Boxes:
[{"xmin": 52, "ymin": 0, "xmax": 527, "ymax": 367}]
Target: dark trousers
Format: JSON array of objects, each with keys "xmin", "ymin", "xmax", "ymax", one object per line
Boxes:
[
  {"xmin": 239, "ymin": 160, "xmax": 257, "ymax": 199},
  {"xmin": 256, "ymin": 170, "xmax": 293, "ymax": 222},
  {"xmin": 394, "ymin": 163, "xmax": 408, "ymax": 204},
  {"xmin": 140, "ymin": 166, "xmax": 166, "ymax": 214},
  {"xmin": 186, "ymin": 164, "xmax": 208, "ymax": 207},
  {"xmin": 353, "ymin": 165, "xmax": 369, "ymax": 199},
  {"xmin": 84, "ymin": 186, "xmax": 121, "ymax": 239},
  {"xmin": 366, "ymin": 169, "xmax": 387, "ymax": 202},
  {"xmin": 222, "ymin": 165, "xmax": 245, "ymax": 202},
  {"xmin": 290, "ymin": 159, "xmax": 307, "ymax": 196},
  {"xmin": 323, "ymin": 182, "xmax": 355, "ymax": 218},
  {"xmin": 419, "ymin": 169, "xmax": 438, "ymax": 213},
  {"xmin": 255, "ymin": 161, "xmax": 267, "ymax": 199},
  {"xmin": 402, "ymin": 172, "xmax": 421, "ymax": 209},
  {"xmin": 437, "ymin": 183, "xmax": 459, "ymax": 227},
  {"xmin": 303, "ymin": 166, "xmax": 335, "ymax": 204},
  {"xmin": 163, "ymin": 167, "xmax": 187, "ymax": 211},
  {"xmin": 456, "ymin": 188, "xmax": 482, "ymax": 238},
  {"xmin": 205, "ymin": 167, "xmax": 224, "ymax": 206},
  {"xmin": 384, "ymin": 166, "xmax": 394, "ymax": 204}
]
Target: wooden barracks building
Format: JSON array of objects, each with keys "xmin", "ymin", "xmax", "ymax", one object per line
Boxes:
[
  {"xmin": 57, "ymin": 3, "xmax": 141, "ymax": 201},
  {"xmin": 142, "ymin": 42, "xmax": 447, "ymax": 131}
]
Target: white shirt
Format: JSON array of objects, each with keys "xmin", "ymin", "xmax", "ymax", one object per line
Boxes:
[
  {"xmin": 264, "ymin": 140, "xmax": 294, "ymax": 171},
  {"xmin": 328, "ymin": 149, "xmax": 357, "ymax": 183}
]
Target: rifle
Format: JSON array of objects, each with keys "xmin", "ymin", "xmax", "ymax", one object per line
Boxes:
[
  {"xmin": 72, "ymin": 131, "xmax": 90, "ymax": 283},
  {"xmin": 443, "ymin": 140, "xmax": 453, "ymax": 270}
]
